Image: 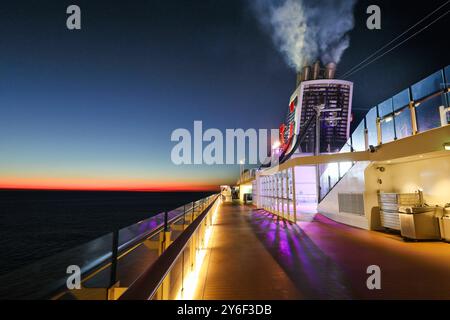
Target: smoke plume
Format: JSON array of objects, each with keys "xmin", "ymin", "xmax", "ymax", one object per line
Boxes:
[{"xmin": 252, "ymin": 0, "xmax": 357, "ymax": 71}]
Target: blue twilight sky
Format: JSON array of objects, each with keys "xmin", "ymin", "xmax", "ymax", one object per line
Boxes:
[{"xmin": 0, "ymin": 0, "xmax": 448, "ymax": 190}]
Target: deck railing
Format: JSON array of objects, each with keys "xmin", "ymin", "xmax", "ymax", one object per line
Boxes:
[
  {"xmin": 253, "ymin": 66, "xmax": 450, "ymax": 220},
  {"xmin": 0, "ymin": 194, "xmax": 218, "ymax": 300},
  {"xmin": 119, "ymin": 195, "xmax": 220, "ymax": 300},
  {"xmin": 318, "ymin": 65, "xmax": 450, "ymax": 201}
]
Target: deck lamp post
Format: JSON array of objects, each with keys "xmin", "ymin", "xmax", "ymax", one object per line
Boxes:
[{"xmin": 239, "ymin": 159, "xmax": 245, "ymax": 181}]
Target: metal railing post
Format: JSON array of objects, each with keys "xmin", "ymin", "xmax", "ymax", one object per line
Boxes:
[
  {"xmin": 108, "ymin": 229, "xmax": 119, "ymax": 299},
  {"xmin": 409, "ymin": 101, "xmax": 418, "ymax": 135},
  {"xmin": 164, "ymin": 211, "xmax": 168, "ymax": 232}
]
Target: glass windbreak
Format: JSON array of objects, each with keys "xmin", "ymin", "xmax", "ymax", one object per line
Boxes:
[
  {"xmin": 339, "ymin": 139, "xmax": 353, "ymax": 177},
  {"xmin": 365, "ymin": 107, "xmax": 378, "ymax": 147},
  {"xmin": 380, "ymin": 116, "xmax": 396, "ymax": 143},
  {"xmin": 378, "ymin": 99, "xmax": 395, "ymax": 144},
  {"xmin": 327, "ymin": 163, "xmax": 339, "ymax": 187},
  {"xmin": 378, "ymin": 98, "xmax": 393, "ymax": 117},
  {"xmin": 444, "ymin": 65, "xmax": 450, "ymax": 88},
  {"xmin": 446, "ymin": 93, "xmax": 450, "ymax": 125},
  {"xmin": 0, "ymin": 194, "xmax": 216, "ymax": 300},
  {"xmin": 351, "ymin": 120, "xmax": 366, "ymax": 151},
  {"xmin": 319, "ymin": 164, "xmax": 330, "ymax": 200},
  {"xmin": 0, "ymin": 232, "xmax": 114, "ymax": 299},
  {"xmin": 118, "ymin": 212, "xmax": 165, "ymax": 249},
  {"xmin": 393, "ymin": 89, "xmax": 410, "ymax": 111},
  {"xmin": 415, "ymin": 94, "xmax": 446, "ymax": 132},
  {"xmin": 394, "ymin": 107, "xmax": 413, "ymax": 139},
  {"xmin": 411, "ymin": 70, "xmax": 444, "ymax": 100}
]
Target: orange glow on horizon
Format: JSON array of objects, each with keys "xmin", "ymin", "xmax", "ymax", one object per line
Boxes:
[{"xmin": 0, "ymin": 177, "xmax": 220, "ymax": 192}]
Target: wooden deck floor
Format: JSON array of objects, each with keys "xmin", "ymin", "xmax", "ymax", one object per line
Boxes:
[
  {"xmin": 194, "ymin": 202, "xmax": 450, "ymax": 300},
  {"xmin": 194, "ymin": 202, "xmax": 303, "ymax": 300}
]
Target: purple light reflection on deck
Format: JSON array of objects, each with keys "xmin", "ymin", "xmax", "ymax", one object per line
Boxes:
[{"xmin": 249, "ymin": 209, "xmax": 353, "ymax": 299}]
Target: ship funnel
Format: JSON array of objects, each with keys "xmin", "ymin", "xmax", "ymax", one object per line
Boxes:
[
  {"xmin": 296, "ymin": 65, "xmax": 312, "ymax": 87},
  {"xmin": 312, "ymin": 60, "xmax": 321, "ymax": 80},
  {"xmin": 325, "ymin": 62, "xmax": 337, "ymax": 79},
  {"xmin": 302, "ymin": 65, "xmax": 311, "ymax": 81}
]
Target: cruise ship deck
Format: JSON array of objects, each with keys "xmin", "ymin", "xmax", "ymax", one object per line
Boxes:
[{"xmin": 194, "ymin": 202, "xmax": 450, "ymax": 300}]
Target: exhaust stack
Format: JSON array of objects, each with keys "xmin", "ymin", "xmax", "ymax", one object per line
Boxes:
[
  {"xmin": 312, "ymin": 61, "xmax": 321, "ymax": 80},
  {"xmin": 296, "ymin": 61, "xmax": 336, "ymax": 87},
  {"xmin": 325, "ymin": 62, "xmax": 337, "ymax": 79},
  {"xmin": 302, "ymin": 65, "xmax": 311, "ymax": 81}
]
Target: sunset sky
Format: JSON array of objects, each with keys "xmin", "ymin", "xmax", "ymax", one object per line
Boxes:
[{"xmin": 0, "ymin": 0, "xmax": 447, "ymax": 191}]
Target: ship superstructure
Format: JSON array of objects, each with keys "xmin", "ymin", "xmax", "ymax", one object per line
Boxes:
[{"xmin": 280, "ymin": 61, "xmax": 353, "ymax": 159}]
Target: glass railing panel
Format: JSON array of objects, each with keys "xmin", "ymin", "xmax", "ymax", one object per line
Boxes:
[
  {"xmin": 327, "ymin": 163, "xmax": 340, "ymax": 189},
  {"xmin": 168, "ymin": 206, "xmax": 184, "ymax": 220},
  {"xmin": 394, "ymin": 106, "xmax": 413, "ymax": 139},
  {"xmin": 393, "ymin": 88, "xmax": 411, "ymax": 111},
  {"xmin": 351, "ymin": 120, "xmax": 366, "ymax": 151},
  {"xmin": 319, "ymin": 163, "xmax": 339, "ymax": 200},
  {"xmin": 444, "ymin": 65, "xmax": 450, "ymax": 88},
  {"xmin": 416, "ymin": 94, "xmax": 446, "ymax": 132},
  {"xmin": 339, "ymin": 140, "xmax": 353, "ymax": 177},
  {"xmin": 0, "ymin": 194, "xmax": 217, "ymax": 300},
  {"xmin": 319, "ymin": 176, "xmax": 329, "ymax": 200},
  {"xmin": 411, "ymin": 70, "xmax": 444, "ymax": 101},
  {"xmin": 0, "ymin": 232, "xmax": 114, "ymax": 299},
  {"xmin": 380, "ymin": 115, "xmax": 396, "ymax": 143},
  {"xmin": 318, "ymin": 164, "xmax": 327, "ymax": 200},
  {"xmin": 378, "ymin": 98, "xmax": 396, "ymax": 143},
  {"xmin": 167, "ymin": 251, "xmax": 184, "ymax": 300},
  {"xmin": 445, "ymin": 93, "xmax": 450, "ymax": 125},
  {"xmin": 118, "ymin": 212, "xmax": 165, "ymax": 250},
  {"xmin": 120, "ymin": 235, "xmax": 161, "ymax": 283},
  {"xmin": 378, "ymin": 98, "xmax": 393, "ymax": 118},
  {"xmin": 365, "ymin": 106, "xmax": 378, "ymax": 147}
]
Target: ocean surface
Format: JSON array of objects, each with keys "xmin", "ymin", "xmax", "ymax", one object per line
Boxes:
[{"xmin": 0, "ymin": 190, "xmax": 214, "ymax": 276}]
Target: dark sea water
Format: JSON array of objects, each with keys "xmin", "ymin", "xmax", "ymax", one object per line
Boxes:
[{"xmin": 0, "ymin": 190, "xmax": 214, "ymax": 276}]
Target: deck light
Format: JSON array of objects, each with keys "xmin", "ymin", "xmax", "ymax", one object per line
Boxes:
[
  {"xmin": 272, "ymin": 141, "xmax": 281, "ymax": 149},
  {"xmin": 444, "ymin": 143, "xmax": 450, "ymax": 151},
  {"xmin": 176, "ymin": 200, "xmax": 219, "ymax": 300}
]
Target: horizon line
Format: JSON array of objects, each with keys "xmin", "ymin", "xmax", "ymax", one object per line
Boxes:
[{"xmin": 0, "ymin": 186, "xmax": 219, "ymax": 192}]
